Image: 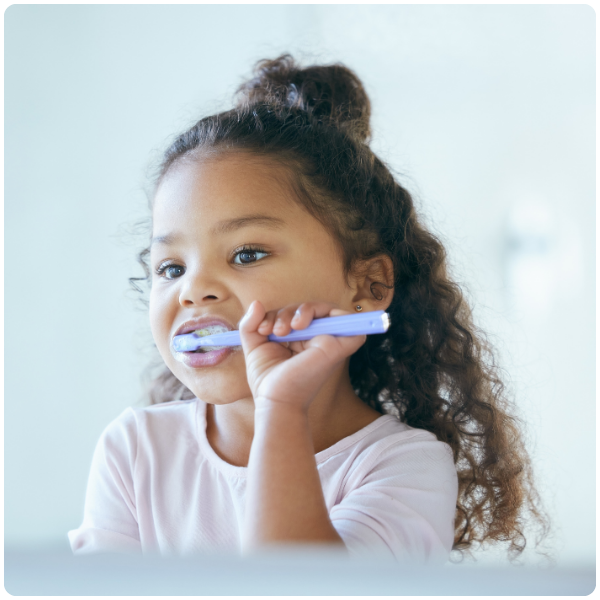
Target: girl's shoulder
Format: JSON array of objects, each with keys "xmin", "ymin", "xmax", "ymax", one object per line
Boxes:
[
  {"xmin": 132, "ymin": 398, "xmax": 198, "ymax": 417},
  {"xmin": 100, "ymin": 398, "xmax": 199, "ymax": 444},
  {"xmin": 317, "ymin": 413, "xmax": 454, "ymax": 469}
]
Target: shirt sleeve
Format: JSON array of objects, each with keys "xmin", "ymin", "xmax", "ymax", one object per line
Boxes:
[
  {"xmin": 329, "ymin": 434, "xmax": 458, "ymax": 564},
  {"xmin": 68, "ymin": 409, "xmax": 142, "ymax": 555}
]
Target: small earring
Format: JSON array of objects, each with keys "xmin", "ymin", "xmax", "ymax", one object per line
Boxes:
[{"xmin": 355, "ymin": 305, "xmax": 363, "ymax": 312}]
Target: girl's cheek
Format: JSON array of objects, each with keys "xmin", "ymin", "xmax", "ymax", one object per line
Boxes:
[
  {"xmin": 149, "ymin": 288, "xmax": 180, "ymax": 352},
  {"xmin": 148, "ymin": 292, "xmax": 168, "ymax": 341}
]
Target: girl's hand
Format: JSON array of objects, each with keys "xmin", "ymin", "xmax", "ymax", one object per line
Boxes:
[{"xmin": 238, "ymin": 300, "xmax": 366, "ymax": 412}]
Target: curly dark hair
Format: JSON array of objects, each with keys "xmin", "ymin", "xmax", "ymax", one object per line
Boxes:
[{"xmin": 130, "ymin": 54, "xmax": 551, "ymax": 561}]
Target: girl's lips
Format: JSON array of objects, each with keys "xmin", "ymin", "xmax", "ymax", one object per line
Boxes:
[
  {"xmin": 174, "ymin": 316, "xmax": 235, "ymax": 338},
  {"xmin": 174, "ymin": 346, "xmax": 239, "ymax": 368}
]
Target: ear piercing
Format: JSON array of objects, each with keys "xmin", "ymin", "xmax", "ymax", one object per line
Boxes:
[{"xmin": 355, "ymin": 305, "xmax": 363, "ymax": 312}]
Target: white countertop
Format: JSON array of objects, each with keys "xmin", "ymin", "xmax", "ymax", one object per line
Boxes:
[{"xmin": 5, "ymin": 546, "xmax": 595, "ymax": 596}]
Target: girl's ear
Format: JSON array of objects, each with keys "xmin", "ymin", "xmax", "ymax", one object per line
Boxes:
[{"xmin": 350, "ymin": 254, "xmax": 395, "ymax": 312}]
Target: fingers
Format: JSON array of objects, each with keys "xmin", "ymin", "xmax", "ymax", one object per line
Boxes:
[
  {"xmin": 258, "ymin": 309, "xmax": 278, "ymax": 336},
  {"xmin": 273, "ymin": 305, "xmax": 303, "ymax": 336},
  {"xmin": 290, "ymin": 302, "xmax": 353, "ymax": 333},
  {"xmin": 238, "ymin": 300, "xmax": 268, "ymax": 356},
  {"xmin": 270, "ymin": 301, "xmax": 353, "ymax": 338},
  {"xmin": 243, "ymin": 300, "xmax": 355, "ymax": 345}
]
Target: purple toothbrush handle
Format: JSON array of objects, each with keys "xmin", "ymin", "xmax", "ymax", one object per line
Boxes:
[
  {"xmin": 172, "ymin": 310, "xmax": 391, "ymax": 351},
  {"xmin": 269, "ymin": 310, "xmax": 390, "ymax": 343}
]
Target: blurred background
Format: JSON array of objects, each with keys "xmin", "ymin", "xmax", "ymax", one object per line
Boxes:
[{"xmin": 5, "ymin": 4, "xmax": 595, "ymax": 570}]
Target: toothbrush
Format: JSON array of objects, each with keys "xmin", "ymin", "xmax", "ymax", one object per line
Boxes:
[{"xmin": 172, "ymin": 310, "xmax": 391, "ymax": 352}]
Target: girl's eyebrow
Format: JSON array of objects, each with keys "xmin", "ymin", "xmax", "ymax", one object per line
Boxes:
[
  {"xmin": 210, "ymin": 214, "xmax": 286, "ymax": 235},
  {"xmin": 151, "ymin": 233, "xmax": 179, "ymax": 247},
  {"xmin": 151, "ymin": 215, "xmax": 286, "ymax": 246}
]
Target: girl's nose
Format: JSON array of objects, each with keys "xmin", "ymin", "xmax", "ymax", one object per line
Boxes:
[{"xmin": 178, "ymin": 269, "xmax": 223, "ymax": 307}]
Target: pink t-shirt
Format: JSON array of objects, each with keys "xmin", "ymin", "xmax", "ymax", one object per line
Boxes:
[{"xmin": 68, "ymin": 398, "xmax": 458, "ymax": 562}]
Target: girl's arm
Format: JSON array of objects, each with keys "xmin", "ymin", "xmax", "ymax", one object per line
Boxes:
[
  {"xmin": 238, "ymin": 300, "xmax": 367, "ymax": 550},
  {"xmin": 242, "ymin": 400, "xmax": 344, "ymax": 548}
]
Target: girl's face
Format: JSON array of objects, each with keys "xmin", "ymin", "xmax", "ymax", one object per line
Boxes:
[{"xmin": 149, "ymin": 153, "xmax": 357, "ymax": 405}]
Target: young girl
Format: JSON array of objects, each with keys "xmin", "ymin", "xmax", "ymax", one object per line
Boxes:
[{"xmin": 69, "ymin": 54, "xmax": 548, "ymax": 562}]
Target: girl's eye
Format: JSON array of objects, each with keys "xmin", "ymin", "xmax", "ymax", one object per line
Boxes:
[
  {"xmin": 154, "ymin": 247, "xmax": 269, "ymax": 278},
  {"xmin": 232, "ymin": 246, "xmax": 270, "ymax": 266},
  {"xmin": 156, "ymin": 263, "xmax": 185, "ymax": 279}
]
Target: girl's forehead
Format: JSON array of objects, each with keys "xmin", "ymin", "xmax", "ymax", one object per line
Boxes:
[
  {"xmin": 153, "ymin": 154, "xmax": 297, "ymax": 217},
  {"xmin": 151, "ymin": 154, "xmax": 320, "ymax": 239}
]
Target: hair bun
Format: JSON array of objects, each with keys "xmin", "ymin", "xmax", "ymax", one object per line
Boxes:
[{"xmin": 236, "ymin": 54, "xmax": 372, "ymax": 143}]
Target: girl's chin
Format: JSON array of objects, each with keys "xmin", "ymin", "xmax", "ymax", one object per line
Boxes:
[{"xmin": 168, "ymin": 351, "xmax": 249, "ymax": 401}]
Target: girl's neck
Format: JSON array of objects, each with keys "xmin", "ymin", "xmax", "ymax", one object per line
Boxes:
[{"xmin": 205, "ymin": 375, "xmax": 382, "ymax": 468}]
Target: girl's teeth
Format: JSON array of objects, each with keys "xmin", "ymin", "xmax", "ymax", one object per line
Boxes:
[
  {"xmin": 194, "ymin": 345, "xmax": 227, "ymax": 353},
  {"xmin": 191, "ymin": 325, "xmax": 229, "ymax": 352},
  {"xmin": 194, "ymin": 325, "xmax": 229, "ymax": 336}
]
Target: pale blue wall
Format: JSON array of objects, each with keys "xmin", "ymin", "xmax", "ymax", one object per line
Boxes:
[{"xmin": 4, "ymin": 5, "xmax": 594, "ymax": 567}]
